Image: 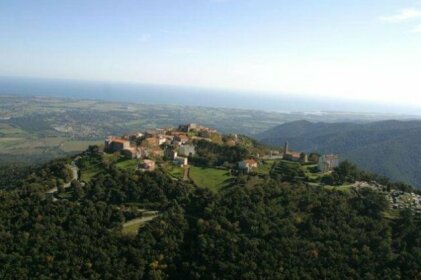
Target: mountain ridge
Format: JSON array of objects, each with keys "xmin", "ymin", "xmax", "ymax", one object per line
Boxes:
[{"xmin": 256, "ymin": 120, "xmax": 421, "ymax": 187}]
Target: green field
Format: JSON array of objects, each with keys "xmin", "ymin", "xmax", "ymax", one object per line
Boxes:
[
  {"xmin": 79, "ymin": 153, "xmax": 137, "ymax": 182},
  {"xmin": 80, "ymin": 166, "xmax": 102, "ymax": 182},
  {"xmin": 163, "ymin": 164, "xmax": 184, "ymax": 180},
  {"xmin": 189, "ymin": 166, "xmax": 234, "ymax": 192},
  {"xmin": 256, "ymin": 160, "xmax": 275, "ymax": 175},
  {"xmin": 60, "ymin": 140, "xmax": 103, "ymax": 152},
  {"xmin": 115, "ymin": 158, "xmax": 138, "ymax": 170},
  {"xmin": 121, "ymin": 215, "xmax": 159, "ymax": 236},
  {"xmin": 302, "ymin": 164, "xmax": 327, "ymax": 181},
  {"xmin": 0, "ymin": 135, "xmax": 103, "ymax": 166},
  {"xmin": 103, "ymin": 152, "xmax": 120, "ymax": 162},
  {"xmin": 79, "ymin": 156, "xmax": 106, "ymax": 182}
]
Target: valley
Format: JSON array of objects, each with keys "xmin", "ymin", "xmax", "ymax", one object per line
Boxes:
[{"xmin": 1, "ymin": 95, "xmax": 417, "ymax": 167}]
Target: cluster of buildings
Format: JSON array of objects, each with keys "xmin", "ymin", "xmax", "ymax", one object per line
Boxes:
[
  {"xmin": 104, "ymin": 125, "xmax": 340, "ymax": 176},
  {"xmin": 282, "ymin": 141, "xmax": 339, "ymax": 172},
  {"xmin": 283, "ymin": 142, "xmax": 308, "ymax": 163},
  {"xmin": 178, "ymin": 123, "xmax": 217, "ymax": 136},
  {"xmin": 237, "ymin": 141, "xmax": 340, "ymax": 174},
  {"xmin": 104, "ymin": 123, "xmax": 218, "ymax": 170}
]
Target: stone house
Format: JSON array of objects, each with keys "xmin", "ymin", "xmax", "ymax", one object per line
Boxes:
[
  {"xmin": 318, "ymin": 154, "xmax": 340, "ymax": 172},
  {"xmin": 238, "ymin": 159, "xmax": 258, "ymax": 172},
  {"xmin": 282, "ymin": 142, "xmax": 308, "ymax": 163},
  {"xmin": 105, "ymin": 137, "xmax": 130, "ymax": 152},
  {"xmin": 179, "ymin": 144, "xmax": 196, "ymax": 157}
]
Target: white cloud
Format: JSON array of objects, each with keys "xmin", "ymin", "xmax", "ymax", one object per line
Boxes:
[{"xmin": 380, "ymin": 8, "xmax": 421, "ymax": 22}]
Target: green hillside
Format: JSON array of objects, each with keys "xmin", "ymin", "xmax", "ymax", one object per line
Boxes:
[
  {"xmin": 0, "ymin": 147, "xmax": 420, "ymax": 279},
  {"xmin": 256, "ymin": 120, "xmax": 421, "ymax": 188}
]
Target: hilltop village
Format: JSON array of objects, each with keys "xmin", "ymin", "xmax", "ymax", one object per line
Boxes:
[
  {"xmin": 97, "ymin": 123, "xmax": 421, "ymax": 214},
  {"xmin": 103, "ymin": 123, "xmax": 339, "ymax": 174},
  {"xmin": 105, "ymin": 123, "xmax": 216, "ymax": 171}
]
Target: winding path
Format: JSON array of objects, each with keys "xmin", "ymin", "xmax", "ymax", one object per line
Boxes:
[
  {"xmin": 183, "ymin": 165, "xmax": 190, "ymax": 181},
  {"xmin": 46, "ymin": 160, "xmax": 79, "ymax": 194}
]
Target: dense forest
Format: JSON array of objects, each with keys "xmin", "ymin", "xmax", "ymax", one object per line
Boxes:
[{"xmin": 0, "ymin": 150, "xmax": 420, "ymax": 279}]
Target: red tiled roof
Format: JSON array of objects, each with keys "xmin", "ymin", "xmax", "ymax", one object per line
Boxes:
[
  {"xmin": 244, "ymin": 159, "xmax": 257, "ymax": 165},
  {"xmin": 111, "ymin": 138, "xmax": 129, "ymax": 144},
  {"xmin": 289, "ymin": 152, "xmax": 302, "ymax": 158}
]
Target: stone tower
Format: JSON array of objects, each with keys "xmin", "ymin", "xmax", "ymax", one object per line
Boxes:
[{"xmin": 283, "ymin": 141, "xmax": 289, "ymax": 156}]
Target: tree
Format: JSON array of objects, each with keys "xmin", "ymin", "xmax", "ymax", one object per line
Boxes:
[
  {"xmin": 308, "ymin": 153, "xmax": 320, "ymax": 163},
  {"xmin": 332, "ymin": 160, "xmax": 360, "ymax": 185},
  {"xmin": 320, "ymin": 174, "xmax": 334, "ymax": 185}
]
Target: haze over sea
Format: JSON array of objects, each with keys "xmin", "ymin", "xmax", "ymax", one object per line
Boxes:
[{"xmin": 0, "ymin": 76, "xmax": 419, "ymax": 116}]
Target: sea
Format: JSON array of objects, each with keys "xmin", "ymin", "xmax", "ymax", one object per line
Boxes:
[{"xmin": 0, "ymin": 76, "xmax": 418, "ymax": 115}]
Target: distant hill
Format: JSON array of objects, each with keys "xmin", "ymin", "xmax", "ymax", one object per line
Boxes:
[{"xmin": 256, "ymin": 120, "xmax": 421, "ymax": 188}]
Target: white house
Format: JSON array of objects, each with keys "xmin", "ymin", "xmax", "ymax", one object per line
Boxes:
[
  {"xmin": 318, "ymin": 154, "xmax": 339, "ymax": 172},
  {"xmin": 179, "ymin": 144, "xmax": 196, "ymax": 157},
  {"xmin": 238, "ymin": 159, "xmax": 258, "ymax": 172}
]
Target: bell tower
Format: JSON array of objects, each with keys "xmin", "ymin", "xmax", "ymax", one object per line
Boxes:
[{"xmin": 283, "ymin": 141, "xmax": 289, "ymax": 156}]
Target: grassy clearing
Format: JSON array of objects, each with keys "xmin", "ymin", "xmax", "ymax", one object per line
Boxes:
[
  {"xmin": 115, "ymin": 158, "xmax": 138, "ymax": 170},
  {"xmin": 80, "ymin": 157, "xmax": 106, "ymax": 182},
  {"xmin": 189, "ymin": 166, "xmax": 234, "ymax": 192},
  {"xmin": 80, "ymin": 166, "xmax": 102, "ymax": 182},
  {"xmin": 103, "ymin": 152, "xmax": 120, "ymax": 162},
  {"xmin": 279, "ymin": 160, "xmax": 301, "ymax": 168},
  {"xmin": 122, "ymin": 221, "xmax": 143, "ymax": 236},
  {"xmin": 256, "ymin": 160, "xmax": 274, "ymax": 175},
  {"xmin": 163, "ymin": 163, "xmax": 184, "ymax": 180},
  {"xmin": 302, "ymin": 164, "xmax": 329, "ymax": 180},
  {"xmin": 122, "ymin": 215, "xmax": 158, "ymax": 236}
]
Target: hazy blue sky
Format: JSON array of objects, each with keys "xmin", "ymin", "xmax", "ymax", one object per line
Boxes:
[{"xmin": 1, "ymin": 0, "xmax": 421, "ymax": 107}]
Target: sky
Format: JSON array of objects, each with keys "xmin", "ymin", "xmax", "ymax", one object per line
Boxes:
[{"xmin": 1, "ymin": 0, "xmax": 421, "ymax": 108}]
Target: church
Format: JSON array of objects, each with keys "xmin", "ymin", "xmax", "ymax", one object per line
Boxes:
[{"xmin": 282, "ymin": 142, "xmax": 308, "ymax": 163}]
